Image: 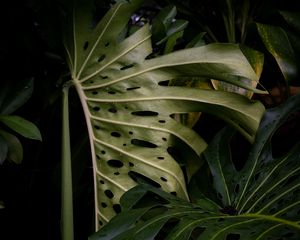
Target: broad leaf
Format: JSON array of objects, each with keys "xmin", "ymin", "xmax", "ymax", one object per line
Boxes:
[
  {"xmin": 0, "ymin": 115, "xmax": 42, "ymax": 141},
  {"xmin": 92, "ymin": 94, "xmax": 300, "ymax": 239},
  {"xmin": 64, "ymin": 0, "xmax": 265, "ymax": 228},
  {"xmin": 257, "ymin": 23, "xmax": 298, "ymax": 83}
]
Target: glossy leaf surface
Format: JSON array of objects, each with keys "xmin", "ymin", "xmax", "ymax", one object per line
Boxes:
[
  {"xmin": 64, "ymin": 0, "xmax": 265, "ymax": 228},
  {"xmin": 257, "ymin": 23, "xmax": 298, "ymax": 83},
  {"xmin": 92, "ymin": 94, "xmax": 300, "ymax": 239}
]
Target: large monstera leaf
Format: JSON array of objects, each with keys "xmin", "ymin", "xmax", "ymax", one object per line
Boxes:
[
  {"xmin": 64, "ymin": 0, "xmax": 265, "ymax": 228},
  {"xmin": 91, "ymin": 94, "xmax": 300, "ymax": 240}
]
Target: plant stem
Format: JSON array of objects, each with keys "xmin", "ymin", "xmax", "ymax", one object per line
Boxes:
[{"xmin": 61, "ymin": 81, "xmax": 74, "ymax": 240}]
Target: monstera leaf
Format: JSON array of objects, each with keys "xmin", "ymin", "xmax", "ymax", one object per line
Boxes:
[
  {"xmin": 91, "ymin": 94, "xmax": 300, "ymax": 239},
  {"xmin": 64, "ymin": 0, "xmax": 265, "ymax": 228}
]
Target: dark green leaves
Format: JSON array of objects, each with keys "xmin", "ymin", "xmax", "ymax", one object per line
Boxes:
[
  {"xmin": 91, "ymin": 94, "xmax": 300, "ymax": 239},
  {"xmin": 0, "ymin": 78, "xmax": 41, "ymax": 164},
  {"xmin": 0, "ymin": 116, "xmax": 42, "ymax": 141},
  {"xmin": 257, "ymin": 23, "xmax": 298, "ymax": 83}
]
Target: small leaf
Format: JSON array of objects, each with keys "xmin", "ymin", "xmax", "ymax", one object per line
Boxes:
[
  {"xmin": 157, "ymin": 19, "xmax": 188, "ymax": 45},
  {"xmin": 185, "ymin": 32, "xmax": 206, "ymax": 48},
  {"xmin": 0, "ymin": 78, "xmax": 33, "ymax": 115},
  {"xmin": 0, "ymin": 129, "xmax": 23, "ymax": 164},
  {"xmin": 155, "ymin": 5, "xmax": 177, "ymax": 29},
  {"xmin": 257, "ymin": 23, "xmax": 298, "ymax": 83},
  {"xmin": 0, "ymin": 134, "xmax": 8, "ymax": 164},
  {"xmin": 0, "ymin": 115, "xmax": 42, "ymax": 141}
]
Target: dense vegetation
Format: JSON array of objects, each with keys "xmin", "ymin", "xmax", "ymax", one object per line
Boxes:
[{"xmin": 0, "ymin": 0, "xmax": 299, "ymax": 239}]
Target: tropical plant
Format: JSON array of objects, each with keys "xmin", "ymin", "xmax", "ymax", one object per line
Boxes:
[
  {"xmin": 91, "ymin": 91, "xmax": 300, "ymax": 240},
  {"xmin": 62, "ymin": 0, "xmax": 266, "ymax": 237}
]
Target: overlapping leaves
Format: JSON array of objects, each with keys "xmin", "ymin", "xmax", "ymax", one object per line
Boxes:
[
  {"xmin": 64, "ymin": 0, "xmax": 265, "ymax": 228},
  {"xmin": 91, "ymin": 94, "xmax": 300, "ymax": 240}
]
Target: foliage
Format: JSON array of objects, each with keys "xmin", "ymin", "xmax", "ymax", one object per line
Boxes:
[
  {"xmin": 0, "ymin": 78, "xmax": 42, "ymax": 165},
  {"xmin": 63, "ymin": 0, "xmax": 265, "ymax": 230},
  {"xmin": 91, "ymin": 93, "xmax": 300, "ymax": 240}
]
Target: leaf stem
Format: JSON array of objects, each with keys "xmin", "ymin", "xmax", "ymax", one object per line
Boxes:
[{"xmin": 61, "ymin": 81, "xmax": 74, "ymax": 240}]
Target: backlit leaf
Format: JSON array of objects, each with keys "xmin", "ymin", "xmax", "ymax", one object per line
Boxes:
[
  {"xmin": 64, "ymin": 0, "xmax": 265, "ymax": 228},
  {"xmin": 92, "ymin": 94, "xmax": 300, "ymax": 239}
]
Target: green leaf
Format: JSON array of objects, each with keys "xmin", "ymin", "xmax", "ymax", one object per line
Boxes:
[
  {"xmin": 257, "ymin": 23, "xmax": 298, "ymax": 83},
  {"xmin": 280, "ymin": 11, "xmax": 300, "ymax": 34},
  {"xmin": 0, "ymin": 134, "xmax": 8, "ymax": 164},
  {"xmin": 92, "ymin": 94, "xmax": 300, "ymax": 239},
  {"xmin": 64, "ymin": 0, "xmax": 265, "ymax": 228},
  {"xmin": 0, "ymin": 78, "xmax": 33, "ymax": 115},
  {"xmin": 0, "ymin": 130, "xmax": 23, "ymax": 164},
  {"xmin": 156, "ymin": 19, "xmax": 188, "ymax": 45},
  {"xmin": 0, "ymin": 115, "xmax": 42, "ymax": 141},
  {"xmin": 185, "ymin": 32, "xmax": 206, "ymax": 48},
  {"xmin": 212, "ymin": 45, "xmax": 264, "ymax": 99}
]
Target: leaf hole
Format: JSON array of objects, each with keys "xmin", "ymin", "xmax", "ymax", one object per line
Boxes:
[
  {"xmin": 105, "ymin": 42, "xmax": 110, "ymax": 47},
  {"xmin": 120, "ymin": 64, "xmax": 134, "ymax": 70},
  {"xmin": 129, "ymin": 162, "xmax": 134, "ymax": 167},
  {"xmin": 101, "ymin": 150, "xmax": 106, "ymax": 154},
  {"xmin": 226, "ymin": 233, "xmax": 240, "ymax": 240},
  {"xmin": 101, "ymin": 202, "xmax": 107, "ymax": 208},
  {"xmin": 111, "ymin": 132, "xmax": 121, "ymax": 137},
  {"xmin": 123, "ymin": 143, "xmax": 127, "ymax": 146},
  {"xmin": 170, "ymin": 192, "xmax": 177, "ymax": 196},
  {"xmin": 114, "ymin": 172, "xmax": 120, "ymax": 175},
  {"xmin": 158, "ymin": 120, "xmax": 166, "ymax": 123},
  {"xmin": 104, "ymin": 190, "xmax": 114, "ymax": 199},
  {"xmin": 92, "ymin": 106, "xmax": 100, "ymax": 111},
  {"xmin": 102, "ymin": 76, "xmax": 108, "ymax": 79},
  {"xmin": 108, "ymin": 91, "xmax": 116, "ymax": 94},
  {"xmin": 131, "ymin": 111, "xmax": 158, "ymax": 116},
  {"xmin": 129, "ymin": 131, "xmax": 133, "ymax": 135},
  {"xmin": 83, "ymin": 41, "xmax": 89, "ymax": 50},
  {"xmin": 158, "ymin": 80, "xmax": 169, "ymax": 86},
  {"xmin": 96, "ymin": 155, "xmax": 100, "ymax": 160},
  {"xmin": 99, "ymin": 180, "xmax": 105, "ymax": 184},
  {"xmin": 162, "ymin": 137, "xmax": 167, "ymax": 141},
  {"xmin": 92, "ymin": 91, "xmax": 98, "ymax": 95},
  {"xmin": 220, "ymin": 206, "xmax": 237, "ymax": 215},
  {"xmin": 113, "ymin": 204, "xmax": 121, "ymax": 214},
  {"xmin": 157, "ymin": 156, "xmax": 164, "ymax": 160},
  {"xmin": 126, "ymin": 86, "xmax": 140, "ymax": 91},
  {"xmin": 160, "ymin": 177, "xmax": 167, "ymax": 182},
  {"xmin": 97, "ymin": 54, "xmax": 106, "ymax": 62},
  {"xmin": 99, "ymin": 220, "xmax": 103, "ymax": 226},
  {"xmin": 131, "ymin": 139, "xmax": 157, "ymax": 148},
  {"xmin": 94, "ymin": 125, "xmax": 100, "ymax": 130},
  {"xmin": 108, "ymin": 108, "xmax": 117, "ymax": 113},
  {"xmin": 128, "ymin": 171, "xmax": 161, "ymax": 188},
  {"xmin": 107, "ymin": 159, "xmax": 124, "ymax": 168}
]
